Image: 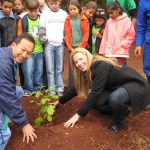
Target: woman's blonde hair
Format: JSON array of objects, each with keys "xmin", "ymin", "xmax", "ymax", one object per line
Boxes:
[{"xmin": 70, "ymin": 48, "xmax": 121, "ymax": 97}]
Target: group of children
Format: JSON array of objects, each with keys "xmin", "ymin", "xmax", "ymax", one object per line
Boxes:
[{"xmin": 0, "ymin": 0, "xmax": 135, "ymax": 97}]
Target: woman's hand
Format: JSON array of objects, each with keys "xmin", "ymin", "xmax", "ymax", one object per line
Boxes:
[
  {"xmin": 134, "ymin": 46, "xmax": 142, "ymax": 57},
  {"xmin": 49, "ymin": 100, "xmax": 60, "ymax": 106},
  {"xmin": 64, "ymin": 113, "xmax": 80, "ymax": 128},
  {"xmin": 22, "ymin": 123, "xmax": 37, "ymax": 144}
]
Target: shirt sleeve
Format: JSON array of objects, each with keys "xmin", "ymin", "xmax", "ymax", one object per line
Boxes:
[
  {"xmin": 39, "ymin": 11, "xmax": 46, "ymax": 27},
  {"xmin": 99, "ymin": 21, "xmax": 109, "ymax": 55},
  {"xmin": 126, "ymin": 0, "xmax": 136, "ymax": 11},
  {"xmin": 59, "ymin": 87, "xmax": 77, "ymax": 104},
  {"xmin": 0, "ymin": 62, "xmax": 28, "ymax": 126},
  {"xmin": 121, "ymin": 19, "xmax": 135, "ymax": 49},
  {"xmin": 77, "ymin": 61, "xmax": 110, "ymax": 116},
  {"xmin": 136, "ymin": 1, "xmax": 147, "ymax": 46}
]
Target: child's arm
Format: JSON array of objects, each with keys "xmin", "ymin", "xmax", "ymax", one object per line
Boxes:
[
  {"xmin": 39, "ymin": 11, "xmax": 48, "ymax": 44},
  {"xmin": 99, "ymin": 22, "xmax": 108, "ymax": 55},
  {"xmin": 38, "ymin": 26, "xmax": 48, "ymax": 43},
  {"xmin": 78, "ymin": 19, "xmax": 89, "ymax": 48},
  {"xmin": 94, "ymin": 32, "xmax": 103, "ymax": 39},
  {"xmin": 64, "ymin": 18, "xmax": 73, "ymax": 51},
  {"xmin": 17, "ymin": 18, "xmax": 23, "ymax": 35},
  {"xmin": 121, "ymin": 21, "xmax": 135, "ymax": 49}
]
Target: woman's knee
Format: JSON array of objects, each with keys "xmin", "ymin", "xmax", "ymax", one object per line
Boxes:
[
  {"xmin": 108, "ymin": 91, "xmax": 121, "ymax": 107},
  {"xmin": 108, "ymin": 87, "xmax": 129, "ymax": 108}
]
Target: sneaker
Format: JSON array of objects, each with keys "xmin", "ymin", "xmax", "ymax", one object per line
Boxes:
[
  {"xmin": 57, "ymin": 92, "xmax": 63, "ymax": 97},
  {"xmin": 49, "ymin": 91, "xmax": 56, "ymax": 96},
  {"xmin": 24, "ymin": 91, "xmax": 31, "ymax": 97}
]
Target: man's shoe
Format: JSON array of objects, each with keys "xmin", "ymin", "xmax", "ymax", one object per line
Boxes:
[
  {"xmin": 49, "ymin": 91, "xmax": 56, "ymax": 96},
  {"xmin": 24, "ymin": 91, "xmax": 31, "ymax": 97}
]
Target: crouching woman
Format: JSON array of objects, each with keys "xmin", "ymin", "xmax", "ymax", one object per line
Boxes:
[{"xmin": 52, "ymin": 48, "xmax": 150, "ymax": 132}]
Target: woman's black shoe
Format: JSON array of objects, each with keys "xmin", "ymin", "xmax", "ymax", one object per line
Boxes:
[{"xmin": 109, "ymin": 122, "xmax": 125, "ymax": 132}]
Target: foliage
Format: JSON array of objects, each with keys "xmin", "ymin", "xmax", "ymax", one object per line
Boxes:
[
  {"xmin": 61, "ymin": 0, "xmax": 106, "ymax": 10},
  {"xmin": 30, "ymin": 86, "xmax": 58, "ymax": 127}
]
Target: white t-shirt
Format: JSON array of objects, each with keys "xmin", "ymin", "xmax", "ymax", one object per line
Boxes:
[{"xmin": 39, "ymin": 8, "xmax": 67, "ymax": 46}]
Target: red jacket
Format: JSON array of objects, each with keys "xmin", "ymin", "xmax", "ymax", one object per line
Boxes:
[{"xmin": 64, "ymin": 14, "xmax": 89, "ymax": 51}]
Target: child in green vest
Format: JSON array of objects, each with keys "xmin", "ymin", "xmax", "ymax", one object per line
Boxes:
[{"xmin": 90, "ymin": 10, "xmax": 107, "ymax": 55}]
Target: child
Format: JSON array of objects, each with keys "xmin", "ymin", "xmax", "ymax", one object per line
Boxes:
[
  {"xmin": 14, "ymin": 0, "xmax": 24, "ymax": 16},
  {"xmin": 14, "ymin": 0, "xmax": 27, "ymax": 86},
  {"xmin": 83, "ymin": 1, "xmax": 98, "ymax": 25},
  {"xmin": 39, "ymin": 0, "xmax": 67, "ymax": 96},
  {"xmin": 99, "ymin": 2, "xmax": 135, "ymax": 65},
  {"xmin": 64, "ymin": 0, "xmax": 89, "ymax": 88},
  {"xmin": 90, "ymin": 10, "xmax": 106, "ymax": 55},
  {"xmin": 18, "ymin": 0, "xmax": 44, "ymax": 96},
  {"xmin": 0, "ymin": 0, "xmax": 17, "ymax": 47},
  {"xmin": 38, "ymin": 0, "xmax": 48, "ymax": 12}
]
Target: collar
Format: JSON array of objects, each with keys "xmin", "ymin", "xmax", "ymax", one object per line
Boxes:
[
  {"xmin": 0, "ymin": 11, "xmax": 15, "ymax": 19},
  {"xmin": 14, "ymin": 59, "xmax": 17, "ymax": 64}
]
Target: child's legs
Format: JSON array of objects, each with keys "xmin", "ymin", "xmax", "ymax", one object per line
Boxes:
[
  {"xmin": 143, "ymin": 43, "xmax": 150, "ymax": 81},
  {"xmin": 43, "ymin": 52, "xmax": 48, "ymax": 87},
  {"xmin": 16, "ymin": 86, "xmax": 24, "ymax": 101},
  {"xmin": 33, "ymin": 53, "xmax": 44, "ymax": 91},
  {"xmin": 44, "ymin": 44, "xmax": 55, "ymax": 92},
  {"xmin": 0, "ymin": 127, "xmax": 11, "ymax": 150},
  {"xmin": 22, "ymin": 55, "xmax": 34, "ymax": 92},
  {"xmin": 55, "ymin": 43, "xmax": 64, "ymax": 93}
]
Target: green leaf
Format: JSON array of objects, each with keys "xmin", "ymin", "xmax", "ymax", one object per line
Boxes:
[
  {"xmin": 41, "ymin": 98, "xmax": 49, "ymax": 105},
  {"xmin": 36, "ymin": 102, "xmax": 42, "ymax": 106},
  {"xmin": 45, "ymin": 89, "xmax": 49, "ymax": 93},
  {"xmin": 51, "ymin": 95, "xmax": 59, "ymax": 99},
  {"xmin": 47, "ymin": 115, "xmax": 52, "ymax": 122},
  {"xmin": 47, "ymin": 106, "xmax": 55, "ymax": 115},
  {"xmin": 34, "ymin": 120, "xmax": 41, "ymax": 127},
  {"xmin": 43, "ymin": 113, "xmax": 47, "ymax": 120},
  {"xmin": 40, "ymin": 106, "xmax": 47, "ymax": 114},
  {"xmin": 30, "ymin": 91, "xmax": 36, "ymax": 96},
  {"xmin": 34, "ymin": 117, "xmax": 44, "ymax": 126},
  {"xmin": 38, "ymin": 116, "xmax": 44, "ymax": 122},
  {"xmin": 39, "ymin": 85, "xmax": 46, "ymax": 91},
  {"xmin": 35, "ymin": 91, "xmax": 42, "ymax": 98}
]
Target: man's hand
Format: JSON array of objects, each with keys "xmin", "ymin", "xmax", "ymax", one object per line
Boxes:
[
  {"xmin": 134, "ymin": 46, "xmax": 142, "ymax": 57},
  {"xmin": 22, "ymin": 124, "xmax": 37, "ymax": 144},
  {"xmin": 64, "ymin": 113, "xmax": 80, "ymax": 128}
]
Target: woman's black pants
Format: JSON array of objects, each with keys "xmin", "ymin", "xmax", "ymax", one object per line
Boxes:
[{"xmin": 93, "ymin": 87, "xmax": 130, "ymax": 124}]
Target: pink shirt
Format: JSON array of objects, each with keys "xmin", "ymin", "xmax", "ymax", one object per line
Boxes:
[{"xmin": 99, "ymin": 13, "xmax": 135, "ymax": 58}]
